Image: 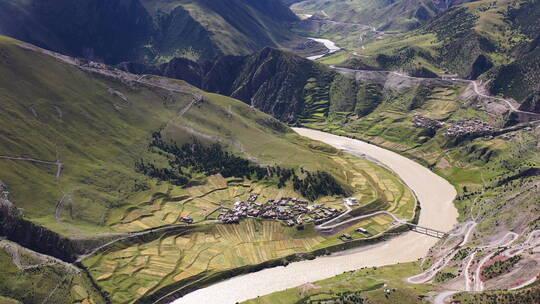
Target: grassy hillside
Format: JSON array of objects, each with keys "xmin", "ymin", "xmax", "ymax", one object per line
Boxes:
[
  {"xmin": 0, "ymin": 240, "xmax": 105, "ymax": 304},
  {"xmin": 486, "ymin": 0, "xmax": 540, "ymax": 104},
  {"xmin": 120, "ymin": 47, "xmax": 336, "ymax": 123},
  {"xmin": 0, "ymin": 36, "xmax": 421, "ymax": 303},
  {"xmin": 242, "ymin": 262, "xmax": 433, "ymax": 304},
  {"xmin": 317, "ymin": 0, "xmax": 540, "ymax": 109},
  {"xmin": 291, "ymin": 0, "xmax": 442, "ymax": 32},
  {"xmin": 0, "ymin": 36, "xmax": 344, "ymax": 236},
  {"xmin": 0, "ymin": 0, "xmax": 304, "ymax": 64}
]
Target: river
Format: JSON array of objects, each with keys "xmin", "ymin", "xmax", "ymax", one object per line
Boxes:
[
  {"xmin": 306, "ymin": 38, "xmax": 341, "ymax": 60},
  {"xmin": 172, "ymin": 128, "xmax": 458, "ymax": 304}
]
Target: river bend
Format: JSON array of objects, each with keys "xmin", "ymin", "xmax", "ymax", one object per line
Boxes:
[{"xmin": 172, "ymin": 128, "xmax": 458, "ymax": 304}]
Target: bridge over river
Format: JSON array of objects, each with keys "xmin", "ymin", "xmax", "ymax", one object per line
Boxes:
[
  {"xmin": 406, "ymin": 223, "xmax": 448, "ymax": 239},
  {"xmin": 171, "ymin": 128, "xmax": 457, "ymax": 304}
]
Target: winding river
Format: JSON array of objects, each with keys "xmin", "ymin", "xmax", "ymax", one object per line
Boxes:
[
  {"xmin": 306, "ymin": 38, "xmax": 341, "ymax": 60},
  {"xmin": 172, "ymin": 128, "xmax": 458, "ymax": 304}
]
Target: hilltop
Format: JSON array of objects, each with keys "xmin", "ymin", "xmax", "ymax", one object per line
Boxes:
[{"xmin": 0, "ymin": 0, "xmax": 312, "ymax": 64}]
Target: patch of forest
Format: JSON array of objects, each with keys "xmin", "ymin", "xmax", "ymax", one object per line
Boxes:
[
  {"xmin": 135, "ymin": 132, "xmax": 347, "ymax": 201},
  {"xmin": 481, "ymin": 255, "xmax": 522, "ymax": 281}
]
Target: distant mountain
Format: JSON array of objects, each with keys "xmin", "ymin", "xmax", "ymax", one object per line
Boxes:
[
  {"xmin": 291, "ymin": 0, "xmax": 446, "ymax": 32},
  {"xmin": 331, "ymin": 0, "xmax": 540, "ymax": 112},
  {"xmin": 0, "ymin": 0, "xmax": 305, "ymax": 64},
  {"xmin": 486, "ymin": 0, "xmax": 540, "ymax": 106},
  {"xmin": 120, "ymin": 47, "xmax": 336, "ymax": 122}
]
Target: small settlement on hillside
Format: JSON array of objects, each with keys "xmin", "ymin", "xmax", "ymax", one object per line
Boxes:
[
  {"xmin": 218, "ymin": 194, "xmax": 343, "ymax": 226},
  {"xmin": 413, "ymin": 114, "xmax": 495, "ymax": 137}
]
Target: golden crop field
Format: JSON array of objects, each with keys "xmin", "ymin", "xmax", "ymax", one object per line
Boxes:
[{"xmin": 85, "ymin": 151, "xmax": 416, "ymax": 303}]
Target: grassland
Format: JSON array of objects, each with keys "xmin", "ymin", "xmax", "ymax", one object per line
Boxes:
[
  {"xmin": 0, "ymin": 240, "xmax": 105, "ymax": 304},
  {"xmin": 242, "ymin": 261, "xmax": 434, "ymax": 304},
  {"xmin": 0, "ymin": 35, "xmax": 356, "ymax": 236},
  {"xmin": 0, "ymin": 36, "xmax": 420, "ymax": 304},
  {"xmin": 83, "ymin": 150, "xmax": 416, "ymax": 303}
]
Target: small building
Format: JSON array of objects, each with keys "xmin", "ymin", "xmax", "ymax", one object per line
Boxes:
[
  {"xmin": 340, "ymin": 233, "xmax": 352, "ymax": 240},
  {"xmin": 180, "ymin": 216, "xmax": 193, "ymax": 224},
  {"xmin": 356, "ymin": 227, "xmax": 368, "ymax": 234},
  {"xmin": 344, "ymin": 197, "xmax": 358, "ymax": 206}
]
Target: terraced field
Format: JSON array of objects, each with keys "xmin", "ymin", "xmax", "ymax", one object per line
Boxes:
[
  {"xmin": 83, "ymin": 147, "xmax": 416, "ymax": 303},
  {"xmin": 299, "ymin": 77, "xmax": 332, "ymax": 123},
  {"xmin": 108, "ymin": 150, "xmax": 415, "ymax": 232},
  {"xmin": 110, "ymin": 176, "xmax": 305, "ymax": 232},
  {"xmin": 304, "ymin": 83, "xmax": 466, "ymax": 150},
  {"xmin": 84, "ymin": 216, "xmax": 398, "ymax": 304}
]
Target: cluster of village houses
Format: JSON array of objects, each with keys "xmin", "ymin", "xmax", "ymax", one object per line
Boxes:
[
  {"xmin": 413, "ymin": 115, "xmax": 496, "ymax": 137},
  {"xmin": 218, "ymin": 194, "xmax": 343, "ymax": 226},
  {"xmin": 179, "ymin": 195, "xmax": 376, "ymax": 242},
  {"xmin": 445, "ymin": 119, "xmax": 494, "ymax": 137}
]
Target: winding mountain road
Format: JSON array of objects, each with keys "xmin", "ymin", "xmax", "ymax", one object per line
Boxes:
[
  {"xmin": 0, "ymin": 155, "xmax": 63, "ymax": 181},
  {"xmin": 317, "ymin": 210, "xmax": 404, "ymax": 230},
  {"xmin": 331, "ymin": 65, "xmax": 540, "ymax": 118},
  {"xmin": 172, "ymin": 128, "xmax": 457, "ymax": 304}
]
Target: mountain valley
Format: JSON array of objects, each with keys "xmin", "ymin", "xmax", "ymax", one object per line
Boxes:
[{"xmin": 0, "ymin": 0, "xmax": 539, "ymax": 304}]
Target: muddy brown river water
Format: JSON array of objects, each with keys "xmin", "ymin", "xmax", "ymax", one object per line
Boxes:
[{"xmin": 172, "ymin": 128, "xmax": 458, "ymax": 304}]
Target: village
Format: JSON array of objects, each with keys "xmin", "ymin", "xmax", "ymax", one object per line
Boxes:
[
  {"xmin": 217, "ymin": 194, "xmax": 344, "ymax": 226},
  {"xmin": 412, "ymin": 114, "xmax": 496, "ymax": 137},
  {"xmin": 445, "ymin": 118, "xmax": 494, "ymax": 137}
]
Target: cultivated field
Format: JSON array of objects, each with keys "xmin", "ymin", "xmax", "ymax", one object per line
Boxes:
[{"xmin": 84, "ymin": 150, "xmax": 417, "ymax": 303}]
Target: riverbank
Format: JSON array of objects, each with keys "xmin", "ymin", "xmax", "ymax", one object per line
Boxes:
[
  {"xmin": 171, "ymin": 128, "xmax": 458, "ymax": 304},
  {"xmin": 306, "ymin": 38, "xmax": 341, "ymax": 60}
]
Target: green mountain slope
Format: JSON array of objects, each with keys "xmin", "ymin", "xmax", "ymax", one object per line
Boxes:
[
  {"xmin": 120, "ymin": 47, "xmax": 336, "ymax": 123},
  {"xmin": 0, "ymin": 36, "xmax": 426, "ymax": 304},
  {"xmin": 0, "ymin": 36, "xmax": 349, "ymax": 238},
  {"xmin": 324, "ymin": 0, "xmax": 540, "ymax": 110},
  {"xmin": 291, "ymin": 0, "xmax": 443, "ymax": 32},
  {"xmin": 0, "ymin": 0, "xmax": 304, "ymax": 64},
  {"xmin": 486, "ymin": 0, "xmax": 540, "ymax": 105}
]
